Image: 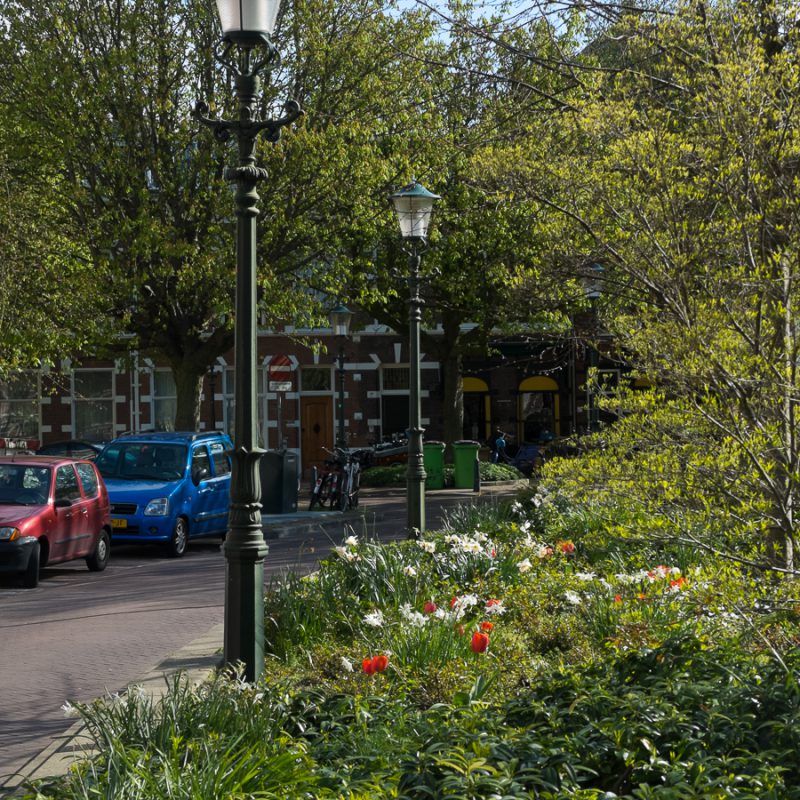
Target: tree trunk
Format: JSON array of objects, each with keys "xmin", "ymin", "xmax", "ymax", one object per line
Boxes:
[
  {"xmin": 424, "ymin": 312, "xmax": 465, "ymax": 460},
  {"xmin": 171, "ymin": 359, "xmax": 205, "ymax": 432},
  {"xmin": 441, "ymin": 348, "xmax": 464, "ymax": 456}
]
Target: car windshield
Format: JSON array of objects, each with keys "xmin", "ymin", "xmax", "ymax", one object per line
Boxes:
[
  {"xmin": 0, "ymin": 464, "xmax": 51, "ymax": 505},
  {"xmin": 96, "ymin": 443, "xmax": 187, "ymax": 481}
]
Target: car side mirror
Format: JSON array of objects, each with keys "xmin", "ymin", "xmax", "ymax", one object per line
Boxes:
[
  {"xmin": 54, "ymin": 497, "xmax": 72, "ymax": 508},
  {"xmin": 193, "ymin": 467, "xmax": 211, "ymax": 485}
]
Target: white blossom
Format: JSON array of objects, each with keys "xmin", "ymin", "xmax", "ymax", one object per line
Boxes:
[
  {"xmin": 484, "ymin": 599, "xmax": 506, "ymax": 615},
  {"xmin": 403, "ymin": 565, "xmax": 418, "ymax": 577},
  {"xmin": 517, "ymin": 558, "xmax": 533, "ymax": 573},
  {"xmin": 334, "ymin": 546, "xmax": 358, "ymax": 562},
  {"xmin": 340, "ymin": 657, "xmax": 354, "ymax": 673},
  {"xmin": 344, "ymin": 535, "xmax": 359, "ymax": 547},
  {"xmin": 363, "ymin": 610, "xmax": 385, "ymax": 627},
  {"xmin": 565, "ymin": 590, "xmax": 582, "ymax": 606},
  {"xmin": 62, "ymin": 701, "xmax": 79, "ymax": 718},
  {"xmin": 417, "ymin": 540, "xmax": 436, "ymax": 554},
  {"xmin": 574, "ymin": 572, "xmax": 596, "ymax": 582}
]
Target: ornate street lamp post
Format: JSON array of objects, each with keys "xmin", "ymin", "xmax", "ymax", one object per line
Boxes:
[
  {"xmin": 329, "ymin": 304, "xmax": 353, "ymax": 451},
  {"xmin": 194, "ymin": 0, "xmax": 301, "ymax": 682},
  {"xmin": 390, "ymin": 180, "xmax": 440, "ymax": 536}
]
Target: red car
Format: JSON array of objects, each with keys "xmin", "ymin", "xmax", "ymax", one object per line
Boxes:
[{"xmin": 0, "ymin": 455, "xmax": 111, "ymax": 588}]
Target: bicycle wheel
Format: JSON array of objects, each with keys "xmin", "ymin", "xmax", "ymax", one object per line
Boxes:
[
  {"xmin": 309, "ymin": 475, "xmax": 323, "ymax": 510},
  {"xmin": 350, "ymin": 467, "xmax": 361, "ymax": 508},
  {"xmin": 335, "ymin": 471, "xmax": 348, "ymax": 511},
  {"xmin": 319, "ymin": 473, "xmax": 337, "ymax": 508}
]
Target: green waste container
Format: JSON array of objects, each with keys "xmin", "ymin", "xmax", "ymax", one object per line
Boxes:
[
  {"xmin": 423, "ymin": 441, "xmax": 446, "ymax": 490},
  {"xmin": 452, "ymin": 440, "xmax": 480, "ymax": 489}
]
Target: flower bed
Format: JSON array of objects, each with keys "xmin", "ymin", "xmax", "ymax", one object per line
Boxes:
[{"xmin": 26, "ymin": 490, "xmax": 800, "ymax": 799}]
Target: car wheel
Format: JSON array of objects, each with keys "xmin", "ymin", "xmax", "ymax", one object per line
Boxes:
[
  {"xmin": 86, "ymin": 530, "xmax": 110, "ymax": 572},
  {"xmin": 166, "ymin": 517, "xmax": 188, "ymax": 558},
  {"xmin": 22, "ymin": 543, "xmax": 40, "ymax": 588}
]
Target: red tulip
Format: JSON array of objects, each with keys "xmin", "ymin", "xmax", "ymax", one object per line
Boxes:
[
  {"xmin": 557, "ymin": 540, "xmax": 576, "ymax": 554},
  {"xmin": 614, "ymin": 594, "xmax": 622, "ymax": 604},
  {"xmin": 423, "ymin": 601, "xmax": 437, "ymax": 614},
  {"xmin": 372, "ymin": 654, "xmax": 389, "ymax": 673},
  {"xmin": 362, "ymin": 658, "xmax": 376, "ymax": 675},
  {"xmin": 480, "ymin": 621, "xmax": 494, "ymax": 632},
  {"xmin": 471, "ymin": 631, "xmax": 490, "ymax": 653}
]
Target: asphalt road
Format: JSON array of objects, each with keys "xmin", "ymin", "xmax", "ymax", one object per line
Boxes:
[{"xmin": 0, "ymin": 484, "xmax": 517, "ymax": 793}]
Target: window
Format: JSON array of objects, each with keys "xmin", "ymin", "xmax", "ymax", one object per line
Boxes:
[
  {"xmin": 382, "ymin": 367, "xmax": 409, "ymax": 391},
  {"xmin": 0, "ymin": 371, "xmax": 39, "ymax": 439},
  {"xmin": 300, "ymin": 368, "xmax": 331, "ymax": 392},
  {"xmin": 191, "ymin": 447, "xmax": 211, "ymax": 483},
  {"xmin": 55, "ymin": 465, "xmax": 81, "ymax": 503},
  {"xmin": 152, "ymin": 370, "xmax": 177, "ymax": 431},
  {"xmin": 210, "ymin": 441, "xmax": 230, "ymax": 476},
  {"xmin": 75, "ymin": 463, "xmax": 99, "ymax": 498},
  {"xmin": 381, "ymin": 367, "xmax": 410, "ymax": 438},
  {"xmin": 74, "ymin": 370, "xmax": 114, "ymax": 442}
]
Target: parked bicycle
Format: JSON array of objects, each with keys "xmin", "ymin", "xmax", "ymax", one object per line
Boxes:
[{"xmin": 309, "ymin": 447, "xmax": 366, "ymax": 511}]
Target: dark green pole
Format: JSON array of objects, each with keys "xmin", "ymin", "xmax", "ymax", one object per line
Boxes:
[
  {"xmin": 194, "ymin": 47, "xmax": 300, "ymax": 684},
  {"xmin": 335, "ymin": 344, "xmax": 347, "ymax": 450},
  {"xmin": 407, "ymin": 250, "xmax": 426, "ymax": 536}
]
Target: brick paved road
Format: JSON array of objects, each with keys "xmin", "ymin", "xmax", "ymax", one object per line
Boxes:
[{"xmin": 0, "ymin": 483, "xmax": 519, "ymax": 793}]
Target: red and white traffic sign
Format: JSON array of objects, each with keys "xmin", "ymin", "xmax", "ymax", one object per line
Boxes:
[{"xmin": 267, "ymin": 355, "xmax": 292, "ymax": 392}]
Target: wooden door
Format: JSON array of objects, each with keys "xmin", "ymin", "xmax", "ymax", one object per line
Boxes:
[{"xmin": 300, "ymin": 396, "xmax": 333, "ymax": 476}]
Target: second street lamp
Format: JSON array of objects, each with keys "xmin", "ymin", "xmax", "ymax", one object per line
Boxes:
[
  {"xmin": 390, "ymin": 180, "xmax": 440, "ymax": 536},
  {"xmin": 329, "ymin": 304, "xmax": 353, "ymax": 451},
  {"xmin": 193, "ymin": 0, "xmax": 301, "ymax": 682}
]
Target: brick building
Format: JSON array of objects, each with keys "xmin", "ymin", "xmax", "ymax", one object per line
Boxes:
[{"xmin": 0, "ymin": 322, "xmax": 619, "ymax": 475}]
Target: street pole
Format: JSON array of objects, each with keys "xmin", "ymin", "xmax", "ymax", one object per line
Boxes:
[
  {"xmin": 194, "ymin": 25, "xmax": 300, "ymax": 682},
  {"xmin": 389, "ymin": 180, "xmax": 440, "ymax": 538},
  {"xmin": 407, "ymin": 249, "xmax": 426, "ymax": 535},
  {"xmin": 335, "ymin": 344, "xmax": 347, "ymax": 451}
]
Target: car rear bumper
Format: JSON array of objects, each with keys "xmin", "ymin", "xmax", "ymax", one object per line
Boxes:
[{"xmin": 0, "ymin": 538, "xmax": 37, "ymax": 573}]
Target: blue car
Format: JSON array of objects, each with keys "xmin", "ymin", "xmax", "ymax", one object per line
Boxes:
[{"xmin": 95, "ymin": 432, "xmax": 232, "ymax": 557}]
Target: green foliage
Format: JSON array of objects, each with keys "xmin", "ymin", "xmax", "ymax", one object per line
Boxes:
[{"xmin": 26, "ymin": 486, "xmax": 800, "ymax": 799}]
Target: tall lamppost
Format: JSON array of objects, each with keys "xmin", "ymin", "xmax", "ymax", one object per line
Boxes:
[
  {"xmin": 193, "ymin": 0, "xmax": 301, "ymax": 682},
  {"xmin": 390, "ymin": 180, "xmax": 440, "ymax": 536},
  {"xmin": 329, "ymin": 304, "xmax": 353, "ymax": 451}
]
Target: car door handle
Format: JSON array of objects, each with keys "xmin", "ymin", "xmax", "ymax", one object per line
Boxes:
[
  {"xmin": 199, "ymin": 487, "xmax": 214, "ymax": 494},
  {"xmin": 80, "ymin": 508, "xmax": 88, "ymax": 514}
]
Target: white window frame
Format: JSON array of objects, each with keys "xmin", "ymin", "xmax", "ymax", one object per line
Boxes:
[
  {"xmin": 0, "ymin": 370, "xmax": 41, "ymax": 441},
  {"xmin": 72, "ymin": 369, "xmax": 115, "ymax": 442},
  {"xmin": 151, "ymin": 368, "xmax": 177, "ymax": 431}
]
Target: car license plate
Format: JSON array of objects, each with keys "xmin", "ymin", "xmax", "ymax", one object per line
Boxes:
[{"xmin": 111, "ymin": 518, "xmax": 128, "ymax": 529}]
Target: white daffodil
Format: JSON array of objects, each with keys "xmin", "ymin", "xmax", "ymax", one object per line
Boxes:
[
  {"xmin": 484, "ymin": 599, "xmax": 506, "ymax": 615},
  {"xmin": 344, "ymin": 535, "xmax": 359, "ymax": 547},
  {"xmin": 61, "ymin": 701, "xmax": 79, "ymax": 718},
  {"xmin": 517, "ymin": 558, "xmax": 533, "ymax": 573},
  {"xmin": 574, "ymin": 572, "xmax": 596, "ymax": 582},
  {"xmin": 417, "ymin": 540, "xmax": 436, "ymax": 554},
  {"xmin": 340, "ymin": 657, "xmax": 354, "ymax": 673},
  {"xmin": 363, "ymin": 610, "xmax": 385, "ymax": 627},
  {"xmin": 565, "ymin": 590, "xmax": 582, "ymax": 606},
  {"xmin": 403, "ymin": 565, "xmax": 418, "ymax": 577}
]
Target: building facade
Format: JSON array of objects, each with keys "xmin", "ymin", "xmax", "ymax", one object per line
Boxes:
[{"xmin": 0, "ymin": 324, "xmax": 620, "ymax": 475}]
